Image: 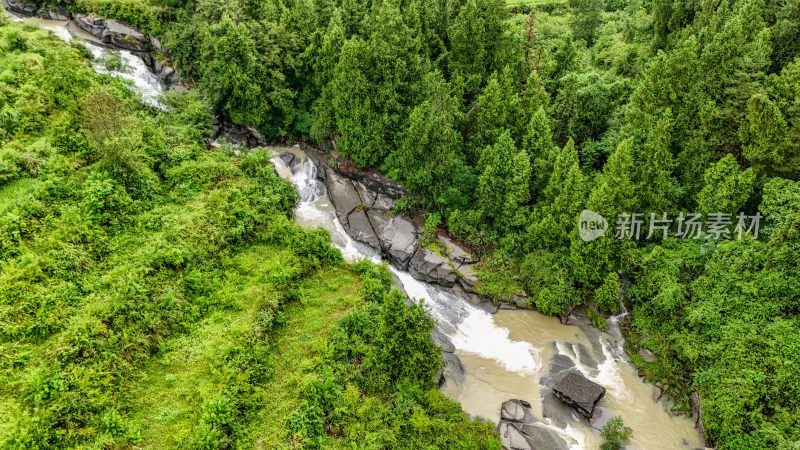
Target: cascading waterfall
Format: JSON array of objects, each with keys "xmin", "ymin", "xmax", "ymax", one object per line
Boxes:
[{"xmin": 274, "ymin": 151, "xmax": 542, "ymax": 376}]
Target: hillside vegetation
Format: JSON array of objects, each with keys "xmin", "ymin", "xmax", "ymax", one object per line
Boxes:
[{"xmin": 0, "ymin": 20, "xmax": 498, "ymax": 448}]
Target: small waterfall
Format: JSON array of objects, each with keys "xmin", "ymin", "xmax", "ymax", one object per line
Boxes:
[
  {"xmin": 2, "ymin": 10, "xmax": 165, "ymax": 107},
  {"xmin": 87, "ymin": 43, "xmax": 164, "ymax": 108},
  {"xmin": 391, "ymin": 267, "xmax": 541, "ymax": 375}
]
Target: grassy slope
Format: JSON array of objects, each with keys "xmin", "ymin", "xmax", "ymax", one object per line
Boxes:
[
  {"xmin": 125, "ymin": 259, "xmax": 363, "ymax": 448},
  {"xmin": 247, "ymin": 267, "xmax": 362, "ymax": 448}
]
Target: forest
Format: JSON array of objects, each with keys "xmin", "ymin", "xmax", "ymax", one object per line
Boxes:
[{"xmin": 1, "ymin": 0, "xmax": 799, "ymax": 446}]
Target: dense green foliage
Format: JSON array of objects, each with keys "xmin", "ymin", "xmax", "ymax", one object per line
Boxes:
[
  {"xmin": 600, "ymin": 416, "xmax": 633, "ymax": 450},
  {"xmin": 287, "ymin": 262, "xmax": 499, "ymax": 448},
  {"xmin": 0, "ymin": 21, "xmax": 496, "ymax": 448}
]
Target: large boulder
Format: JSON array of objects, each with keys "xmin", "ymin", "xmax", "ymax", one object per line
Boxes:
[
  {"xmin": 101, "ymin": 19, "xmax": 149, "ymax": 51},
  {"xmin": 457, "ymin": 263, "xmax": 479, "ymax": 293},
  {"xmin": 552, "ymin": 372, "xmax": 606, "ymax": 419},
  {"xmin": 353, "ymin": 181, "xmax": 376, "ymax": 208},
  {"xmin": 214, "ymin": 123, "xmax": 266, "ymax": 148},
  {"xmin": 639, "ymin": 348, "xmax": 658, "ymax": 362},
  {"xmin": 367, "ymin": 209, "xmax": 418, "ymax": 267},
  {"xmin": 40, "ymin": 8, "xmax": 68, "ymax": 20},
  {"xmin": 439, "ymin": 233, "xmax": 475, "ymax": 265},
  {"xmin": 431, "ymin": 329, "xmax": 456, "ymax": 354},
  {"xmin": 346, "ymin": 210, "xmax": 380, "ymax": 249},
  {"xmin": 409, "ymin": 248, "xmax": 457, "ymax": 287},
  {"xmin": 324, "ymin": 169, "xmax": 361, "ymax": 224},
  {"xmin": 278, "ymin": 152, "xmax": 299, "ymax": 173},
  {"xmin": 73, "ymin": 13, "xmax": 106, "ymax": 36},
  {"xmin": 496, "ymin": 399, "xmax": 571, "ymax": 450},
  {"xmin": 73, "ymin": 14, "xmax": 150, "ymax": 52}
]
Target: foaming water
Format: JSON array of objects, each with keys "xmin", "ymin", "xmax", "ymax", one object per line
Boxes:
[
  {"xmin": 87, "ymin": 43, "xmax": 164, "ymax": 107},
  {"xmin": 391, "ymin": 268, "xmax": 540, "ymax": 375},
  {"xmin": 272, "ymin": 149, "xmax": 379, "ymax": 263}
]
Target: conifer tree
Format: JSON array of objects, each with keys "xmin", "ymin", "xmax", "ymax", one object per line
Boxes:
[
  {"xmin": 696, "ymin": 154, "xmax": 756, "ymax": 214},
  {"xmin": 569, "ymin": 140, "xmax": 635, "ymax": 285},
  {"xmin": 522, "ymin": 107, "xmax": 558, "ymax": 199},
  {"xmin": 330, "ymin": 2, "xmax": 426, "ymax": 166},
  {"xmin": 477, "ymin": 131, "xmax": 531, "ymax": 231},
  {"xmin": 635, "ymin": 111, "xmax": 680, "ymax": 213}
]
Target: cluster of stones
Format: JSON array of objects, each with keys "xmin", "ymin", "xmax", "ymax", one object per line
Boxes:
[{"xmin": 319, "ymin": 166, "xmax": 493, "ymax": 303}]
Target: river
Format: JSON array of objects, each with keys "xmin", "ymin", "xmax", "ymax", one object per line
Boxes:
[
  {"xmin": 2, "ymin": 10, "xmax": 705, "ymax": 449},
  {"xmin": 272, "ymin": 149, "xmax": 704, "ymax": 450}
]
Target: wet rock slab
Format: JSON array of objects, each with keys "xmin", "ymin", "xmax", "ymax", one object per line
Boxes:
[
  {"xmin": 74, "ymin": 13, "xmax": 151, "ymax": 52},
  {"xmin": 408, "ymin": 248, "xmax": 457, "ymax": 287},
  {"xmin": 552, "ymin": 372, "xmax": 606, "ymax": 419},
  {"xmin": 496, "ymin": 399, "xmax": 570, "ymax": 450}
]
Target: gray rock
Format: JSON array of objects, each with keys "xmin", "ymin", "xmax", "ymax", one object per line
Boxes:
[
  {"xmin": 457, "ymin": 264, "xmax": 479, "ymax": 293},
  {"xmin": 160, "ymin": 66, "xmax": 175, "ymax": 85},
  {"xmin": 477, "ymin": 301, "xmax": 500, "ymax": 314},
  {"xmin": 541, "ymin": 388, "xmax": 579, "ymax": 428},
  {"xmin": 278, "ymin": 152, "xmax": 299, "ymax": 173},
  {"xmin": 101, "ymin": 19, "xmax": 149, "ymax": 52},
  {"xmin": 450, "ymin": 283, "xmax": 487, "ymax": 306},
  {"xmin": 6, "ymin": 0, "xmax": 37, "ymax": 16},
  {"xmin": 149, "ymin": 35, "xmax": 162, "ymax": 51},
  {"xmin": 443, "ymin": 351, "xmax": 464, "ymax": 379},
  {"xmin": 40, "ymin": 8, "xmax": 68, "ymax": 20},
  {"xmin": 500, "ymin": 303, "xmax": 517, "ymax": 310},
  {"xmin": 561, "ymin": 307, "xmax": 592, "ymax": 327},
  {"xmin": 496, "ymin": 400, "xmax": 571, "ymax": 450},
  {"xmin": 325, "ymin": 169, "xmax": 361, "ymax": 224},
  {"xmin": 431, "ymin": 329, "xmax": 456, "ymax": 354},
  {"xmin": 433, "ymin": 368, "xmax": 445, "ymax": 386},
  {"xmin": 513, "ymin": 293, "xmax": 532, "ymax": 309},
  {"xmin": 74, "ymin": 13, "xmax": 105, "ymax": 36},
  {"xmin": 152, "ymin": 59, "xmax": 163, "ymax": 74},
  {"xmin": 409, "ymin": 248, "xmax": 457, "ymax": 287},
  {"xmin": 691, "ymin": 392, "xmax": 706, "ymax": 438},
  {"xmin": 501, "ymin": 399, "xmax": 532, "ymax": 421},
  {"xmin": 73, "ymin": 14, "xmax": 150, "ymax": 52},
  {"xmin": 367, "ymin": 209, "xmax": 418, "ymax": 267},
  {"xmin": 353, "ymin": 181, "xmax": 376, "ymax": 208},
  {"xmin": 439, "ymin": 233, "xmax": 475, "ymax": 264},
  {"xmin": 215, "ymin": 123, "xmax": 264, "ymax": 148},
  {"xmin": 346, "ymin": 210, "xmax": 380, "ymax": 249},
  {"xmin": 652, "ymin": 386, "xmax": 663, "ymax": 402},
  {"xmin": 547, "ymin": 354, "xmax": 577, "ymax": 378},
  {"xmin": 372, "ymin": 193, "xmax": 395, "ymax": 211},
  {"xmin": 589, "ymin": 406, "xmax": 613, "ymax": 430},
  {"xmin": 552, "ymin": 372, "xmax": 606, "ymax": 419},
  {"xmin": 639, "ymin": 348, "xmax": 658, "ymax": 362}
]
